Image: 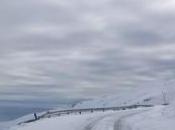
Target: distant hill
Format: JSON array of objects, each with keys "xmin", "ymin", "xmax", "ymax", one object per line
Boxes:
[{"xmin": 74, "ymin": 86, "xmax": 175, "ymax": 108}]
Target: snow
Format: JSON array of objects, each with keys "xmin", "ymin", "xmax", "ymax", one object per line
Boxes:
[
  {"xmin": 121, "ymin": 105, "xmax": 175, "ymax": 130},
  {"xmin": 74, "ymin": 87, "xmax": 167, "ymax": 109},
  {"xmin": 0, "ymin": 111, "xmax": 46, "ymax": 130},
  {"xmin": 6, "ymin": 86, "xmax": 175, "ymax": 130},
  {"xmin": 9, "ymin": 108, "xmax": 149, "ymax": 130}
]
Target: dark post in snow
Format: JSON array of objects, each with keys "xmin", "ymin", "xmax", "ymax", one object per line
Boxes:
[
  {"xmin": 162, "ymin": 91, "xmax": 168, "ymax": 105},
  {"xmin": 34, "ymin": 113, "xmax": 38, "ymax": 120},
  {"xmin": 162, "ymin": 77, "xmax": 169, "ymax": 106}
]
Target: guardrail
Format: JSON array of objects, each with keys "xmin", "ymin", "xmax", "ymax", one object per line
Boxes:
[{"xmin": 19, "ymin": 104, "xmax": 153, "ymax": 124}]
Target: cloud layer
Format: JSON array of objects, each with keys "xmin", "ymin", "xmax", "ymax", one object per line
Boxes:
[{"xmin": 1, "ymin": 0, "xmax": 175, "ymax": 104}]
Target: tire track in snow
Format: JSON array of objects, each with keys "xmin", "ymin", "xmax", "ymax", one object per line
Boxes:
[
  {"xmin": 84, "ymin": 113, "xmax": 115, "ymax": 130},
  {"xmin": 114, "ymin": 110, "xmax": 149, "ymax": 130},
  {"xmin": 84, "ymin": 110, "xmax": 149, "ymax": 130}
]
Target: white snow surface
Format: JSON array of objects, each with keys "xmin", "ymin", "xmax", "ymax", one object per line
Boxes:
[
  {"xmin": 9, "ymin": 108, "xmax": 149, "ymax": 130},
  {"xmin": 74, "ymin": 91, "xmax": 155, "ymax": 108},
  {"xmin": 74, "ymin": 86, "xmax": 175, "ymax": 108},
  {"xmin": 122, "ymin": 105, "xmax": 175, "ymax": 130},
  {"xmin": 10, "ymin": 105, "xmax": 175, "ymax": 130},
  {"xmin": 6, "ymin": 86, "xmax": 175, "ymax": 130}
]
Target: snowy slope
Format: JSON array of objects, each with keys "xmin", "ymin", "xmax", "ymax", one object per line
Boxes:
[
  {"xmin": 9, "ymin": 105, "xmax": 175, "ymax": 130},
  {"xmin": 74, "ymin": 86, "xmax": 175, "ymax": 108},
  {"xmin": 0, "ymin": 106, "xmax": 69, "ymax": 130},
  {"xmin": 9, "ymin": 104, "xmax": 175, "ymax": 130},
  {"xmin": 0, "ymin": 111, "xmax": 47, "ymax": 130},
  {"xmin": 9, "ymin": 108, "xmax": 149, "ymax": 130},
  {"xmin": 121, "ymin": 105, "xmax": 175, "ymax": 130},
  {"xmin": 7, "ymin": 86, "xmax": 175, "ymax": 130}
]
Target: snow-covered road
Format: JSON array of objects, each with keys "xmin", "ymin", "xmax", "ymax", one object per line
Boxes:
[
  {"xmin": 83, "ymin": 110, "xmax": 146, "ymax": 130},
  {"xmin": 10, "ymin": 108, "xmax": 149, "ymax": 130}
]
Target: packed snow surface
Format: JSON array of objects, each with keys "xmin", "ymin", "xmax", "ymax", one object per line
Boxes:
[
  {"xmin": 74, "ymin": 86, "xmax": 175, "ymax": 108},
  {"xmin": 9, "ymin": 105, "xmax": 175, "ymax": 130},
  {"xmin": 9, "ymin": 108, "xmax": 149, "ymax": 130},
  {"xmin": 6, "ymin": 86, "xmax": 175, "ymax": 130}
]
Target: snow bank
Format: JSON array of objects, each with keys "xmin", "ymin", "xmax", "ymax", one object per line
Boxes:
[
  {"xmin": 9, "ymin": 111, "xmax": 117, "ymax": 130},
  {"xmin": 7, "ymin": 86, "xmax": 175, "ymax": 130},
  {"xmin": 122, "ymin": 105, "xmax": 175, "ymax": 130},
  {"xmin": 74, "ymin": 87, "xmax": 167, "ymax": 109}
]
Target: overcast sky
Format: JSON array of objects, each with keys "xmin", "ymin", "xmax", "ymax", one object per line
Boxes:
[{"xmin": 1, "ymin": 0, "xmax": 175, "ymax": 106}]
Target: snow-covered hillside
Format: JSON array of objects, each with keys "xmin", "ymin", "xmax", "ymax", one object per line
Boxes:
[
  {"xmin": 7, "ymin": 86, "xmax": 175, "ymax": 130},
  {"xmin": 74, "ymin": 86, "xmax": 175, "ymax": 108},
  {"xmin": 9, "ymin": 108, "xmax": 150, "ymax": 130},
  {"xmin": 121, "ymin": 105, "xmax": 175, "ymax": 130},
  {"xmin": 10, "ymin": 105, "xmax": 175, "ymax": 130}
]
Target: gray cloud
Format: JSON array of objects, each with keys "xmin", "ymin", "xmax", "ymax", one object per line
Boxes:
[{"xmin": 1, "ymin": 0, "xmax": 175, "ymax": 106}]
